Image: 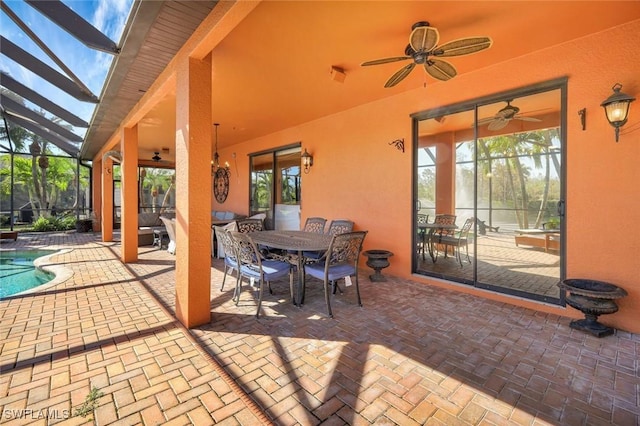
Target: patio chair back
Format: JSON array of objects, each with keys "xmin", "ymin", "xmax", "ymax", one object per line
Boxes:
[
  {"xmin": 433, "ymin": 214, "xmax": 457, "ymax": 238},
  {"xmin": 326, "ymin": 219, "xmax": 354, "ymax": 236},
  {"xmin": 213, "ymin": 221, "xmax": 237, "ymax": 258},
  {"xmin": 214, "ymin": 225, "xmax": 239, "ymax": 292},
  {"xmin": 237, "ymin": 218, "xmax": 263, "ymax": 233},
  {"xmin": 417, "ymin": 214, "xmax": 429, "ymax": 259},
  {"xmin": 159, "ymin": 216, "xmax": 177, "ymax": 254},
  {"xmin": 305, "ymin": 230, "xmax": 368, "ymax": 318},
  {"xmin": 303, "ymin": 217, "xmax": 327, "ymax": 233}
]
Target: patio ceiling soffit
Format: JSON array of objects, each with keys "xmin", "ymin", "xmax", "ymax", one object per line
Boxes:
[
  {"xmin": 80, "ymin": 1, "xmax": 218, "ymax": 160},
  {"xmin": 0, "ymin": 0, "xmax": 119, "ymax": 157}
]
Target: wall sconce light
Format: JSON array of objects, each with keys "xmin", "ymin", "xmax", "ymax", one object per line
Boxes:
[
  {"xmin": 301, "ymin": 148, "xmax": 313, "ymax": 174},
  {"xmin": 601, "ymin": 83, "xmax": 635, "ymax": 142}
]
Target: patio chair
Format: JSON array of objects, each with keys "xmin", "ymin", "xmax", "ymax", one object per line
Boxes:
[
  {"xmin": 305, "ymin": 231, "xmax": 367, "ymax": 318},
  {"xmin": 214, "ymin": 225, "xmax": 239, "ymax": 293},
  {"xmin": 237, "ymin": 218, "xmax": 263, "ymax": 233},
  {"xmin": 438, "ymin": 217, "xmax": 474, "ymax": 267},
  {"xmin": 303, "ymin": 219, "xmax": 353, "ymax": 262},
  {"xmin": 229, "ymin": 231, "xmax": 294, "ymax": 318},
  {"xmin": 159, "ymin": 216, "xmax": 177, "ymax": 254},
  {"xmin": 432, "ymin": 214, "xmax": 457, "ymax": 255}
]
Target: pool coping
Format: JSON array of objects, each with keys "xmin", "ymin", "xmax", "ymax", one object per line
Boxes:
[{"xmin": 1, "ymin": 248, "xmax": 75, "ymax": 297}]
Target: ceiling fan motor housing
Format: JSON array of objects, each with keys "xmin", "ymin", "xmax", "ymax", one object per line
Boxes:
[{"xmin": 411, "ymin": 21, "xmax": 430, "ymax": 30}]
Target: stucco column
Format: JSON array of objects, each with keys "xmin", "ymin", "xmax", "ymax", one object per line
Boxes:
[
  {"xmin": 101, "ymin": 157, "xmax": 114, "ymax": 242},
  {"xmin": 92, "ymin": 157, "xmax": 102, "ymax": 232},
  {"xmin": 121, "ymin": 126, "xmax": 139, "ymax": 263},
  {"xmin": 435, "ymin": 139, "xmax": 456, "ymax": 215},
  {"xmin": 174, "ymin": 54, "xmax": 213, "ymax": 328}
]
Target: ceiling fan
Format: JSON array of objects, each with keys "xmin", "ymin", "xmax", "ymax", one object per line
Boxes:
[
  {"xmin": 361, "ymin": 21, "xmax": 492, "ymax": 88},
  {"xmin": 148, "ymin": 147, "xmax": 171, "ymax": 163},
  {"xmin": 477, "ymin": 100, "xmax": 543, "ymax": 131}
]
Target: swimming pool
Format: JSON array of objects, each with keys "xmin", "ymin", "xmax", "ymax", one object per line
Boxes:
[{"xmin": 0, "ymin": 250, "xmax": 56, "ymax": 298}]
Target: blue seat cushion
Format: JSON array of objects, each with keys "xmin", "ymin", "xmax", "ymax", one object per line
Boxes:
[
  {"xmin": 306, "ymin": 262, "xmax": 356, "ymax": 282},
  {"xmin": 240, "ymin": 260, "xmax": 290, "ymax": 281},
  {"xmin": 224, "ymin": 257, "xmax": 238, "ymax": 269}
]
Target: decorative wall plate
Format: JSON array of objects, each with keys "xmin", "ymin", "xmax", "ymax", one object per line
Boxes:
[{"xmin": 213, "ymin": 168, "xmax": 229, "ymax": 203}]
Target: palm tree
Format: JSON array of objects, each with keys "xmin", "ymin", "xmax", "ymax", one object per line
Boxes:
[
  {"xmin": 480, "ymin": 131, "xmax": 548, "ymax": 228},
  {"xmin": 141, "ymin": 168, "xmax": 174, "ymax": 212},
  {"xmin": 252, "ymin": 171, "xmax": 272, "ymax": 211}
]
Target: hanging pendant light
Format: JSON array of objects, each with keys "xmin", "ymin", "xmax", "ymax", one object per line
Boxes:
[{"xmin": 211, "ymin": 123, "xmax": 230, "ymax": 174}]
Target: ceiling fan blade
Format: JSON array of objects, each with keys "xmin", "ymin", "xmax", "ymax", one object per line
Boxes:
[
  {"xmin": 409, "ymin": 25, "xmax": 439, "ymax": 52},
  {"xmin": 515, "ymin": 116, "xmax": 543, "ymax": 122},
  {"xmin": 434, "ymin": 36, "xmax": 492, "ymax": 57},
  {"xmin": 361, "ymin": 56, "xmax": 411, "ymax": 66},
  {"xmin": 424, "ymin": 58, "xmax": 457, "ymax": 81},
  {"xmin": 384, "ymin": 63, "xmax": 415, "ymax": 88},
  {"xmin": 477, "ymin": 116, "xmax": 497, "ymax": 125},
  {"xmin": 488, "ymin": 118, "xmax": 509, "ymax": 131}
]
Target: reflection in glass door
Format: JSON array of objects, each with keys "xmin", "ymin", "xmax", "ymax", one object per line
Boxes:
[
  {"xmin": 413, "ymin": 82, "xmax": 565, "ymax": 304},
  {"xmin": 250, "ymin": 145, "xmax": 302, "ymax": 230}
]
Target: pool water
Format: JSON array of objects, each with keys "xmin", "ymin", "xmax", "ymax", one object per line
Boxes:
[{"xmin": 0, "ymin": 250, "xmax": 56, "ymax": 298}]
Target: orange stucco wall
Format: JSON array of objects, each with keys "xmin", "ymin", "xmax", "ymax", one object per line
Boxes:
[{"xmin": 215, "ymin": 20, "xmax": 640, "ymax": 333}]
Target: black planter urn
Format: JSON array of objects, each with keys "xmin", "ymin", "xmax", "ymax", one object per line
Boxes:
[
  {"xmin": 558, "ymin": 279, "xmax": 627, "ymax": 337},
  {"xmin": 362, "ymin": 250, "xmax": 394, "ymax": 282}
]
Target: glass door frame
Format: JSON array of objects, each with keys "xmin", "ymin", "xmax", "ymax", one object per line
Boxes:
[{"xmin": 411, "ymin": 77, "xmax": 567, "ymax": 305}]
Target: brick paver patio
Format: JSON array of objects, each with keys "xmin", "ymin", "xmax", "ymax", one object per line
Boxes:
[{"xmin": 1, "ymin": 232, "xmax": 638, "ymax": 425}]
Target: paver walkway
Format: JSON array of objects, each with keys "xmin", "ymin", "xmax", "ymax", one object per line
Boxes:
[{"xmin": 1, "ymin": 232, "xmax": 638, "ymax": 425}]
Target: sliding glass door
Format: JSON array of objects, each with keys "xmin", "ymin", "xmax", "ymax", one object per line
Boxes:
[
  {"xmin": 249, "ymin": 145, "xmax": 302, "ymax": 230},
  {"xmin": 413, "ymin": 80, "xmax": 566, "ymax": 304}
]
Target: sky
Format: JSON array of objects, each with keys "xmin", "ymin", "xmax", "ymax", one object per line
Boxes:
[{"xmin": 0, "ymin": 0, "xmax": 133, "ymax": 146}]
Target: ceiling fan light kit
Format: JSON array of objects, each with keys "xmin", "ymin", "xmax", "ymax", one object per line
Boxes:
[{"xmin": 361, "ymin": 21, "xmax": 492, "ymax": 88}]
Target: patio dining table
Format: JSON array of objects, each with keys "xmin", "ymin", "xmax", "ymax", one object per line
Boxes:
[
  {"xmin": 418, "ymin": 223, "xmax": 458, "ymax": 262},
  {"xmin": 249, "ymin": 230, "xmax": 332, "ymax": 306}
]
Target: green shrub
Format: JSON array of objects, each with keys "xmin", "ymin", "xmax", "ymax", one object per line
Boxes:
[
  {"xmin": 32, "ymin": 217, "xmax": 53, "ymax": 231},
  {"xmin": 60, "ymin": 216, "xmax": 76, "ymax": 230},
  {"xmin": 31, "ymin": 216, "xmax": 77, "ymax": 232}
]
